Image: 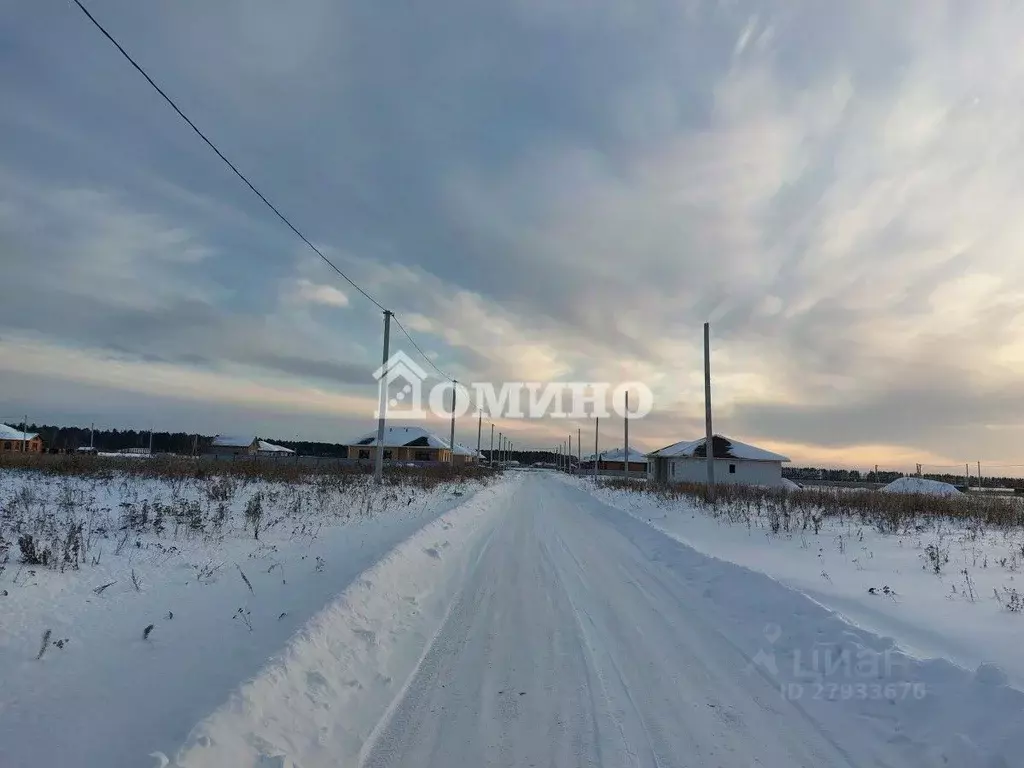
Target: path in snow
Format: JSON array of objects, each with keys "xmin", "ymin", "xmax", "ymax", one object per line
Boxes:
[
  {"xmin": 175, "ymin": 473, "xmax": 1024, "ymax": 767},
  {"xmin": 362, "ymin": 476, "xmax": 894, "ymax": 767}
]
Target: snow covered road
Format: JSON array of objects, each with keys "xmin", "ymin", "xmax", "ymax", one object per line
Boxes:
[
  {"xmin": 362, "ymin": 473, "xmax": 873, "ymax": 768},
  {"xmin": 171, "ymin": 471, "xmax": 1024, "ymax": 767}
]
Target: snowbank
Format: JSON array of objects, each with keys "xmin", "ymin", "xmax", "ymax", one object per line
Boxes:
[
  {"xmin": 170, "ymin": 475, "xmax": 517, "ymax": 767},
  {"xmin": 571, "ymin": 477, "xmax": 1024, "ymax": 765},
  {"xmin": 0, "ymin": 470, "xmax": 498, "ymax": 768},
  {"xmin": 881, "ymin": 477, "xmax": 962, "ymax": 495},
  {"xmin": 576, "ymin": 476, "xmax": 1024, "ymax": 688}
]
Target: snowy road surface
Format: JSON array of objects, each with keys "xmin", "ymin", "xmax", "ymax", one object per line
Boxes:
[
  {"xmin": 174, "ymin": 472, "xmax": 1024, "ymax": 767},
  {"xmin": 359, "ymin": 473, "xmax": 886, "ymax": 768}
]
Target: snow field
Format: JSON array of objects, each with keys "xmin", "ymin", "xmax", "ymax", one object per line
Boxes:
[
  {"xmin": 0, "ymin": 466, "xmax": 498, "ymax": 767},
  {"xmin": 576, "ymin": 475, "xmax": 1024, "ymax": 765}
]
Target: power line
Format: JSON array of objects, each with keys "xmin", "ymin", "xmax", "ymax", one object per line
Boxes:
[
  {"xmin": 70, "ymin": 0, "xmax": 386, "ymax": 312},
  {"xmin": 392, "ymin": 316, "xmax": 451, "ymax": 381},
  {"xmin": 70, "ymin": 0, "xmax": 478, "ymax": 389}
]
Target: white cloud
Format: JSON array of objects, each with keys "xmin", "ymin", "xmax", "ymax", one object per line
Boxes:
[{"xmin": 287, "ymin": 278, "xmax": 350, "ymax": 308}]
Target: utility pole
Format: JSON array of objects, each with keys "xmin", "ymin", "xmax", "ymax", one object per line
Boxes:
[
  {"xmin": 90, "ymin": 422, "xmax": 95, "ymax": 449},
  {"xmin": 978, "ymin": 461, "xmax": 983, "ymax": 490},
  {"xmin": 578, "ymin": 427, "xmax": 582, "ymax": 473},
  {"xmin": 704, "ymin": 322, "xmax": 715, "ymax": 497},
  {"xmin": 498, "ymin": 432, "xmax": 503, "ymax": 467},
  {"xmin": 476, "ymin": 411, "xmax": 482, "ymax": 465},
  {"xmin": 374, "ymin": 310, "xmax": 393, "ymax": 482},
  {"xmin": 623, "ymin": 392, "xmax": 629, "ymax": 481},
  {"xmin": 22, "ymin": 414, "xmax": 28, "ymax": 453},
  {"xmin": 568, "ymin": 433, "xmax": 572, "ymax": 474},
  {"xmin": 148, "ymin": 428, "xmax": 154, "ymax": 455},
  {"xmin": 449, "ymin": 381, "xmax": 458, "ymax": 466},
  {"xmin": 490, "ymin": 424, "xmax": 494, "ymax": 467},
  {"xmin": 966, "ymin": 463, "xmax": 970, "ymax": 491},
  {"xmin": 593, "ymin": 417, "xmax": 599, "ymax": 481}
]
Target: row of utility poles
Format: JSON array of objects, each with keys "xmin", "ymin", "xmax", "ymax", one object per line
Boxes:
[{"xmin": 373, "ymin": 310, "xmax": 719, "ymax": 498}]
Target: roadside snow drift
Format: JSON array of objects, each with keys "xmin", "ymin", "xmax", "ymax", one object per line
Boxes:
[
  {"xmin": 881, "ymin": 477, "xmax": 962, "ymax": 495},
  {"xmin": 169, "ymin": 476, "xmax": 515, "ymax": 768}
]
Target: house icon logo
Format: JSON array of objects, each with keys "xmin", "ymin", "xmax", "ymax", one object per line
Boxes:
[{"xmin": 373, "ymin": 350, "xmax": 429, "ymax": 418}]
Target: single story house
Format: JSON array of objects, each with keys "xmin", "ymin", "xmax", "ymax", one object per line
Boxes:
[
  {"xmin": 452, "ymin": 443, "xmax": 483, "ymax": 465},
  {"xmin": 580, "ymin": 446, "xmax": 648, "ymax": 475},
  {"xmin": 256, "ymin": 440, "xmax": 295, "ymax": 456},
  {"xmin": 0, "ymin": 424, "xmax": 43, "ymax": 454},
  {"xmin": 203, "ymin": 435, "xmax": 259, "ymax": 456},
  {"xmin": 647, "ymin": 434, "xmax": 790, "ymax": 487},
  {"xmin": 346, "ymin": 426, "xmax": 454, "ymax": 463}
]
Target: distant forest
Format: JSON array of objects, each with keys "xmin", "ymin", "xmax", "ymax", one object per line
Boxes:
[{"xmin": 783, "ymin": 466, "xmax": 1024, "ymax": 489}]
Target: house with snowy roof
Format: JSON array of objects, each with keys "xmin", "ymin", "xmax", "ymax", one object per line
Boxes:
[
  {"xmin": 345, "ymin": 426, "xmax": 480, "ymax": 465},
  {"xmin": 204, "ymin": 435, "xmax": 259, "ymax": 456},
  {"xmin": 0, "ymin": 423, "xmax": 43, "ymax": 454},
  {"xmin": 647, "ymin": 434, "xmax": 790, "ymax": 487},
  {"xmin": 581, "ymin": 446, "xmax": 647, "ymax": 475}
]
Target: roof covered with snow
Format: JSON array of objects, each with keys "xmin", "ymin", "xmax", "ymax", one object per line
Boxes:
[
  {"xmin": 349, "ymin": 426, "xmax": 453, "ymax": 450},
  {"xmin": 0, "ymin": 424, "xmax": 39, "ymax": 441},
  {"xmin": 880, "ymin": 477, "xmax": 962, "ymax": 496},
  {"xmin": 584, "ymin": 447, "xmax": 648, "ymax": 463},
  {"xmin": 648, "ymin": 435, "xmax": 789, "ymax": 463},
  {"xmin": 257, "ymin": 440, "xmax": 294, "ymax": 454},
  {"xmin": 211, "ymin": 435, "xmax": 257, "ymax": 447}
]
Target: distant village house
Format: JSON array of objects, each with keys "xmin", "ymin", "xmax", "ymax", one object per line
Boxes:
[
  {"xmin": 0, "ymin": 424, "xmax": 43, "ymax": 454},
  {"xmin": 345, "ymin": 426, "xmax": 480, "ymax": 465},
  {"xmin": 202, "ymin": 436, "xmax": 296, "ymax": 457}
]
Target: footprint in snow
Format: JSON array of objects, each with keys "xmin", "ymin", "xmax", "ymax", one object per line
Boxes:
[{"xmin": 424, "ymin": 547, "xmax": 441, "ymax": 559}]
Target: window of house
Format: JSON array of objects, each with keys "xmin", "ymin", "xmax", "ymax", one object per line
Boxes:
[
  {"xmin": 383, "ymin": 450, "xmax": 393, "ymax": 460},
  {"xmin": 670, "ymin": 462, "xmax": 675, "ymax": 477},
  {"xmin": 2, "ymin": 441, "xmax": 9, "ymax": 450},
  {"xmin": 358, "ymin": 449, "xmax": 370, "ymax": 460},
  {"xmin": 415, "ymin": 451, "xmax": 431, "ymax": 461},
  {"xmin": 729, "ymin": 464, "xmax": 736, "ymax": 474}
]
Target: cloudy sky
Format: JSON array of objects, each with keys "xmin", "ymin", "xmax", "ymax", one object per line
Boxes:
[{"xmin": 3, "ymin": 0, "xmax": 1024, "ymax": 471}]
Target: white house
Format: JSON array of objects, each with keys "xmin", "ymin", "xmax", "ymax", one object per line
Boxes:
[{"xmin": 647, "ymin": 434, "xmax": 790, "ymax": 487}]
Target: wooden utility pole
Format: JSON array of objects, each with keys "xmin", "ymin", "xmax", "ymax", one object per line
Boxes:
[
  {"xmin": 577, "ymin": 427, "xmax": 582, "ymax": 473},
  {"xmin": 704, "ymin": 322, "xmax": 715, "ymax": 497},
  {"xmin": 978, "ymin": 461, "xmax": 982, "ymax": 490},
  {"xmin": 965, "ymin": 463, "xmax": 970, "ymax": 491},
  {"xmin": 489, "ymin": 423, "xmax": 494, "ymax": 466},
  {"xmin": 476, "ymin": 411, "xmax": 482, "ymax": 464},
  {"xmin": 593, "ymin": 417, "xmax": 599, "ymax": 481}
]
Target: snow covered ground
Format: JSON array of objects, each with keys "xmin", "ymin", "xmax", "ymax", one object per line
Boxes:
[
  {"xmin": 6, "ymin": 468, "xmax": 1024, "ymax": 767},
  {"xmin": 579, "ymin": 476, "xmax": 1024, "ymax": 682},
  {"xmin": 0, "ymin": 466, "xmax": 493, "ymax": 767}
]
